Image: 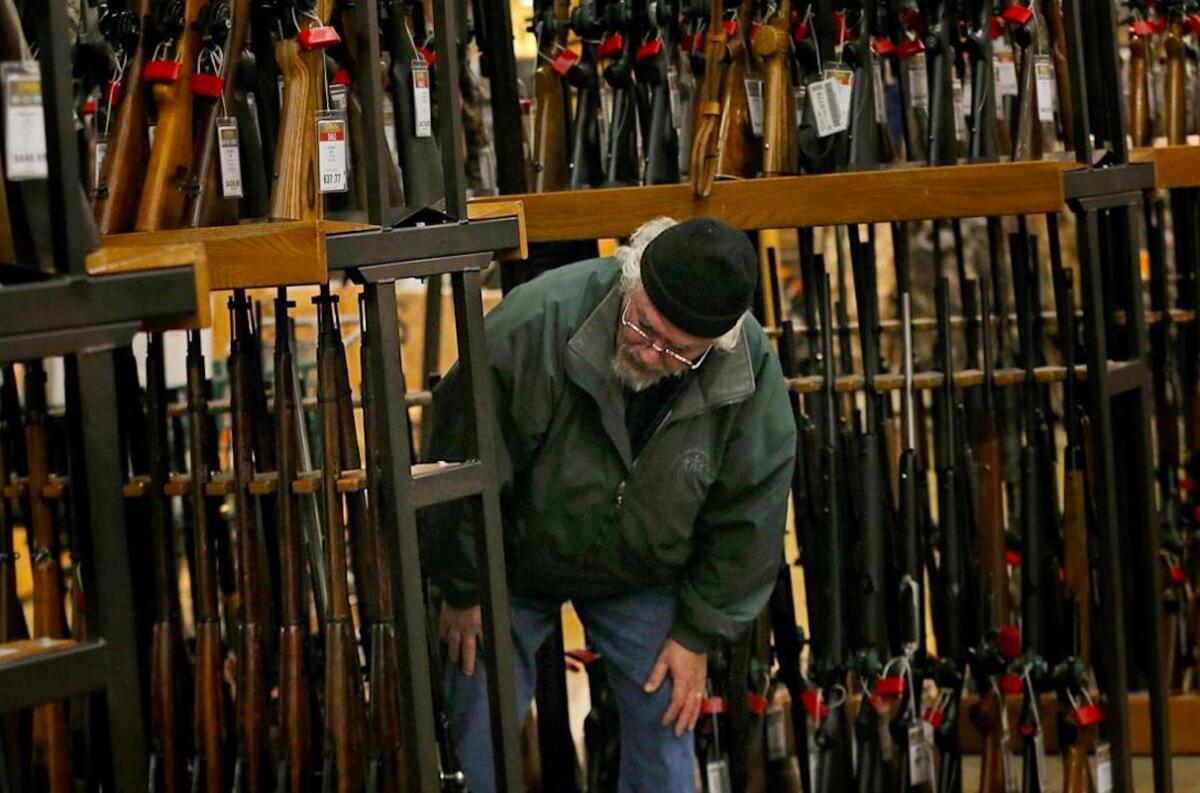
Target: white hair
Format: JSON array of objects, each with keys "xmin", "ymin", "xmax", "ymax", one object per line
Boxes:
[{"xmin": 614, "ymin": 217, "xmax": 744, "ymax": 352}]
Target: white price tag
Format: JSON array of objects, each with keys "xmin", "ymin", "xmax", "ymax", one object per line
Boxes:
[
  {"xmin": 216, "ymin": 117, "xmax": 243, "ymax": 199},
  {"xmin": 2, "ymin": 62, "xmax": 48, "ymax": 181},
  {"xmin": 766, "ymin": 704, "xmax": 788, "ymax": 761},
  {"xmin": 827, "ymin": 67, "xmax": 854, "ymax": 122},
  {"xmin": 874, "ymin": 62, "xmax": 887, "ymax": 124},
  {"xmin": 906, "ymin": 54, "xmax": 929, "ymax": 111},
  {"xmin": 907, "ymin": 722, "xmax": 934, "ymax": 785},
  {"xmin": 811, "ymin": 77, "xmax": 848, "ymax": 137},
  {"xmin": 93, "ymin": 134, "xmax": 109, "ymax": 192},
  {"xmin": 705, "ymin": 757, "xmax": 731, "ymax": 793},
  {"xmin": 382, "ymin": 94, "xmax": 398, "ymax": 167},
  {"xmin": 412, "ymin": 59, "xmax": 432, "ymax": 138},
  {"xmin": 995, "ymin": 52, "xmax": 1019, "ymax": 97},
  {"xmin": 954, "ymin": 82, "xmax": 967, "ymax": 143},
  {"xmin": 1034, "ymin": 55, "xmax": 1056, "ymax": 122},
  {"xmin": 745, "ymin": 77, "xmax": 764, "ymax": 137},
  {"xmin": 1093, "ymin": 742, "xmax": 1113, "ymax": 793},
  {"xmin": 315, "ymin": 110, "xmax": 348, "ymax": 194}
]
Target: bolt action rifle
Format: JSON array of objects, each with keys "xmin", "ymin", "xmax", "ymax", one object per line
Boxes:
[
  {"xmin": 688, "ymin": 0, "xmax": 731, "ymax": 195},
  {"xmin": 1039, "ymin": 0, "xmax": 1073, "ymax": 149},
  {"xmin": 567, "ymin": 0, "xmax": 607, "ymax": 188},
  {"xmin": 843, "ymin": 0, "xmax": 882, "ymax": 169},
  {"xmin": 530, "ymin": 0, "xmax": 573, "ymax": 191},
  {"xmin": 636, "ymin": 0, "xmax": 682, "ymax": 184},
  {"xmin": 246, "ymin": 0, "xmax": 282, "ymax": 208},
  {"xmin": 314, "ymin": 288, "xmax": 369, "ymax": 793},
  {"xmin": 381, "ymin": 0, "xmax": 445, "ymax": 209},
  {"xmin": 794, "ymin": 0, "xmax": 847, "ymax": 172},
  {"xmin": 711, "ymin": 0, "xmax": 759, "ymax": 179},
  {"xmin": 228, "ymin": 294, "xmax": 277, "ymax": 793},
  {"xmin": 272, "ymin": 292, "xmax": 318, "ymax": 793},
  {"xmin": 186, "ymin": 332, "xmax": 230, "ymax": 793},
  {"xmin": 145, "ymin": 334, "xmax": 191, "ymax": 793},
  {"xmin": 751, "ymin": 0, "xmax": 792, "ymax": 176},
  {"xmin": 601, "ymin": 0, "xmax": 641, "ymax": 185},
  {"xmin": 23, "ymin": 361, "xmax": 71, "ymax": 793},
  {"xmin": 182, "ymin": 0, "xmax": 250, "ymax": 227},
  {"xmin": 919, "ymin": 0, "xmax": 958, "ymax": 165},
  {"xmin": 1005, "ymin": 0, "xmax": 1057, "ymax": 161},
  {"xmin": 1128, "ymin": 5, "xmax": 1154, "ymax": 147},
  {"xmin": 136, "ymin": 0, "xmax": 203, "ymax": 230},
  {"xmin": 270, "ymin": 0, "xmax": 335, "ymax": 220},
  {"xmin": 886, "ymin": 0, "xmax": 928, "ymax": 164},
  {"xmin": 0, "ymin": 366, "xmax": 30, "ymax": 793}
]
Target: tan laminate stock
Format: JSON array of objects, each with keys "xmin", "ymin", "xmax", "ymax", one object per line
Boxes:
[
  {"xmin": 1129, "ymin": 33, "xmax": 1152, "ymax": 147},
  {"xmin": 135, "ymin": 0, "xmax": 204, "ymax": 231},
  {"xmin": 716, "ymin": 0, "xmax": 759, "ymax": 178},
  {"xmin": 1165, "ymin": 21, "xmax": 1188, "ymax": 146},
  {"xmin": 689, "ymin": 0, "xmax": 727, "ymax": 196},
  {"xmin": 95, "ymin": 0, "xmax": 152, "ymax": 232},
  {"xmin": 1041, "ymin": 0, "xmax": 1074, "ymax": 148},
  {"xmin": 752, "ymin": 0, "xmax": 792, "ymax": 176},
  {"xmin": 1012, "ymin": 28, "xmax": 1042, "ymax": 162}
]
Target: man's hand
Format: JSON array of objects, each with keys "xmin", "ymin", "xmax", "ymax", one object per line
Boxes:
[
  {"xmin": 644, "ymin": 638, "xmax": 708, "ymax": 737},
  {"xmin": 440, "ymin": 603, "xmax": 483, "ymax": 677}
]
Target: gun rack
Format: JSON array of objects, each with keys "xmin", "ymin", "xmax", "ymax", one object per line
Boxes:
[{"xmin": 1132, "ymin": 144, "xmax": 1200, "ymax": 190}]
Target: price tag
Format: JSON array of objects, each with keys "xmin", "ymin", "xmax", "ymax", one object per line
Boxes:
[
  {"xmin": 954, "ymin": 81, "xmax": 967, "ymax": 143},
  {"xmin": 827, "ymin": 67, "xmax": 854, "ymax": 122},
  {"xmin": 412, "ymin": 58, "xmax": 433, "ymax": 138},
  {"xmin": 2, "ymin": 62, "xmax": 48, "ymax": 181},
  {"xmin": 745, "ymin": 77, "xmax": 764, "ymax": 136},
  {"xmin": 216, "ymin": 117, "xmax": 243, "ymax": 199},
  {"xmin": 705, "ymin": 757, "xmax": 732, "ymax": 793},
  {"xmin": 766, "ymin": 704, "xmax": 788, "ymax": 761},
  {"xmin": 907, "ymin": 722, "xmax": 934, "ymax": 785},
  {"xmin": 315, "ymin": 110, "xmax": 348, "ymax": 194},
  {"xmin": 1034, "ymin": 55, "xmax": 1056, "ymax": 122},
  {"xmin": 93, "ymin": 134, "xmax": 109, "ymax": 192},
  {"xmin": 995, "ymin": 52, "xmax": 1019, "ymax": 97},
  {"xmin": 329, "ymin": 83, "xmax": 349, "ymax": 113},
  {"xmin": 906, "ymin": 54, "xmax": 929, "ymax": 111},
  {"xmin": 1092, "ymin": 742, "xmax": 1113, "ymax": 793},
  {"xmin": 1033, "ymin": 727, "xmax": 1048, "ymax": 791},
  {"xmin": 793, "ymin": 85, "xmax": 807, "ymax": 129},
  {"xmin": 874, "ymin": 62, "xmax": 887, "ymax": 123},
  {"xmin": 810, "ymin": 77, "xmax": 843, "ymax": 137},
  {"xmin": 382, "ymin": 94, "xmax": 398, "ymax": 167}
]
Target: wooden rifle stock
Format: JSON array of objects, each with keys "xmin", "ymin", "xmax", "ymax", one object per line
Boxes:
[
  {"xmin": 1128, "ymin": 27, "xmax": 1152, "ymax": 147},
  {"xmin": 136, "ymin": 0, "xmax": 204, "ymax": 230},
  {"xmin": 146, "ymin": 334, "xmax": 190, "ymax": 793},
  {"xmin": 314, "ymin": 290, "xmax": 367, "ymax": 793},
  {"xmin": 716, "ymin": 0, "xmax": 758, "ymax": 178},
  {"xmin": 359, "ymin": 301, "xmax": 408, "ymax": 792},
  {"xmin": 1008, "ymin": 4, "xmax": 1043, "ymax": 162},
  {"xmin": 272, "ymin": 293, "xmax": 317, "ymax": 793},
  {"xmin": 0, "ymin": 367, "xmax": 30, "ymax": 793},
  {"xmin": 689, "ymin": 0, "xmax": 727, "ymax": 195},
  {"xmin": 23, "ymin": 362, "xmax": 70, "ymax": 793},
  {"xmin": 1165, "ymin": 18, "xmax": 1188, "ymax": 146},
  {"xmin": 1040, "ymin": 0, "xmax": 1073, "ymax": 148},
  {"xmin": 270, "ymin": 0, "xmax": 333, "ymax": 221},
  {"xmin": 94, "ymin": 0, "xmax": 153, "ymax": 233},
  {"xmin": 752, "ymin": 0, "xmax": 792, "ymax": 176},
  {"xmin": 531, "ymin": 0, "xmax": 573, "ymax": 190},
  {"xmin": 182, "ymin": 0, "xmax": 250, "ymax": 228}
]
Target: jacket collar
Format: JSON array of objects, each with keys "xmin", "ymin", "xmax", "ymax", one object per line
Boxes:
[{"xmin": 565, "ymin": 284, "xmax": 757, "ymax": 466}]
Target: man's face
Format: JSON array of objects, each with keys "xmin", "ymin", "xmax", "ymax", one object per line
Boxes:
[{"xmin": 612, "ymin": 288, "xmax": 714, "ymax": 391}]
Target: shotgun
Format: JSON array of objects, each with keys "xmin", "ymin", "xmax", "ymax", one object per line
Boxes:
[
  {"xmin": 567, "ymin": 0, "xmax": 607, "ymax": 188},
  {"xmin": 530, "ymin": 0, "xmax": 573, "ymax": 190}
]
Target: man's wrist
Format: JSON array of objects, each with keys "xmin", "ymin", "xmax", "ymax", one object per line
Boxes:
[{"xmin": 669, "ymin": 620, "xmax": 714, "ymax": 654}]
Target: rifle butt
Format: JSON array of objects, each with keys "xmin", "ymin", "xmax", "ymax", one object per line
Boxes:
[
  {"xmin": 238, "ymin": 622, "xmax": 271, "ymax": 793},
  {"xmin": 1061, "ymin": 742, "xmax": 1091, "ymax": 793},
  {"xmin": 279, "ymin": 624, "xmax": 314, "ymax": 793},
  {"xmin": 533, "ymin": 67, "xmax": 571, "ymax": 191},
  {"xmin": 972, "ymin": 691, "xmax": 1008, "ymax": 793},
  {"xmin": 193, "ymin": 620, "xmax": 226, "ymax": 793},
  {"xmin": 270, "ymin": 38, "xmax": 322, "ymax": 221},
  {"xmin": 151, "ymin": 620, "xmax": 188, "ymax": 793},
  {"xmin": 368, "ymin": 622, "xmax": 406, "ymax": 793},
  {"xmin": 324, "ymin": 623, "xmax": 367, "ymax": 793},
  {"xmin": 32, "ymin": 701, "xmax": 70, "ymax": 793}
]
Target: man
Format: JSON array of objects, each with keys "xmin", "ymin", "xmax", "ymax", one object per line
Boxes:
[{"xmin": 427, "ymin": 216, "xmax": 796, "ymax": 791}]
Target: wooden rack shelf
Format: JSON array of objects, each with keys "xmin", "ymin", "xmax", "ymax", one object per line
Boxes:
[
  {"xmin": 786, "ymin": 363, "xmax": 1098, "ymax": 394},
  {"xmin": 1132, "ymin": 144, "xmax": 1200, "ymax": 190},
  {"xmin": 468, "ymin": 161, "xmax": 1070, "ymax": 242}
]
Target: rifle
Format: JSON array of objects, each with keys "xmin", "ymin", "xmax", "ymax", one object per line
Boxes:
[
  {"xmin": 715, "ymin": 0, "xmax": 759, "ymax": 179},
  {"xmin": 1128, "ymin": 10, "xmax": 1153, "ymax": 147},
  {"xmin": 964, "ymin": 0, "xmax": 999, "ymax": 161},
  {"xmin": 530, "ymin": 0, "xmax": 573, "ymax": 190},
  {"xmin": 92, "ymin": 0, "xmax": 152, "ymax": 232},
  {"xmin": 228, "ymin": 294, "xmax": 276, "ymax": 793},
  {"xmin": 247, "ymin": 0, "xmax": 281, "ymax": 206},
  {"xmin": 1039, "ymin": 0, "xmax": 1073, "ymax": 149},
  {"xmin": 135, "ymin": 0, "xmax": 203, "ymax": 230},
  {"xmin": 185, "ymin": 332, "xmax": 229, "ymax": 793},
  {"xmin": 381, "ymin": 0, "xmax": 446, "ymax": 209},
  {"xmin": 752, "ymin": 0, "xmax": 792, "ymax": 176},
  {"xmin": 920, "ymin": 0, "xmax": 958, "ymax": 165},
  {"xmin": 887, "ymin": 1, "xmax": 928, "ymax": 164},
  {"xmin": 0, "ymin": 366, "xmax": 30, "ymax": 793},
  {"xmin": 601, "ymin": 0, "xmax": 641, "ymax": 185},
  {"xmin": 272, "ymin": 292, "xmax": 317, "ymax": 793},
  {"xmin": 688, "ymin": 0, "xmax": 729, "ymax": 195},
  {"xmin": 22, "ymin": 361, "xmax": 71, "ymax": 793},
  {"xmin": 567, "ymin": 0, "xmax": 607, "ymax": 188},
  {"xmin": 844, "ymin": 0, "xmax": 881, "ymax": 169},
  {"xmin": 636, "ymin": 0, "xmax": 682, "ymax": 184},
  {"xmin": 793, "ymin": 0, "xmax": 847, "ymax": 173},
  {"xmin": 932, "ymin": 278, "xmax": 966, "ymax": 793},
  {"xmin": 1164, "ymin": 7, "xmax": 1188, "ymax": 146},
  {"xmin": 270, "ymin": 0, "xmax": 335, "ymax": 220},
  {"xmin": 313, "ymin": 288, "xmax": 368, "ymax": 792},
  {"xmin": 180, "ymin": 0, "xmax": 250, "ymax": 227},
  {"xmin": 144, "ymin": 334, "xmax": 191, "ymax": 793},
  {"xmin": 808, "ymin": 274, "xmax": 854, "ymax": 793}
]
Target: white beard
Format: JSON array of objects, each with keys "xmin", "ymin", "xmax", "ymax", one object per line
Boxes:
[{"xmin": 610, "ymin": 342, "xmax": 672, "ymax": 392}]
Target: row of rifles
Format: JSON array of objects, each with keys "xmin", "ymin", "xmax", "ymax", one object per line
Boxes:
[
  {"xmin": 0, "ymin": 286, "xmax": 461, "ymax": 792},
  {"xmin": 1, "ymin": 0, "xmax": 478, "ymax": 273}
]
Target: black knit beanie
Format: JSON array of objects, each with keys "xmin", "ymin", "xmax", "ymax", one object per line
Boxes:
[{"xmin": 640, "ymin": 217, "xmax": 758, "ymax": 339}]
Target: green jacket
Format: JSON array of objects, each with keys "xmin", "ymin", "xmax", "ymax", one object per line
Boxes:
[{"xmin": 427, "ymin": 257, "xmax": 796, "ymax": 652}]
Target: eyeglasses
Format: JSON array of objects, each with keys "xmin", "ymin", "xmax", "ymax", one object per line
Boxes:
[{"xmin": 621, "ymin": 300, "xmax": 713, "ymax": 370}]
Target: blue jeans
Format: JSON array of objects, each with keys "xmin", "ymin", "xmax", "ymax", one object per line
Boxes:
[{"xmin": 444, "ymin": 588, "xmax": 696, "ymax": 793}]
